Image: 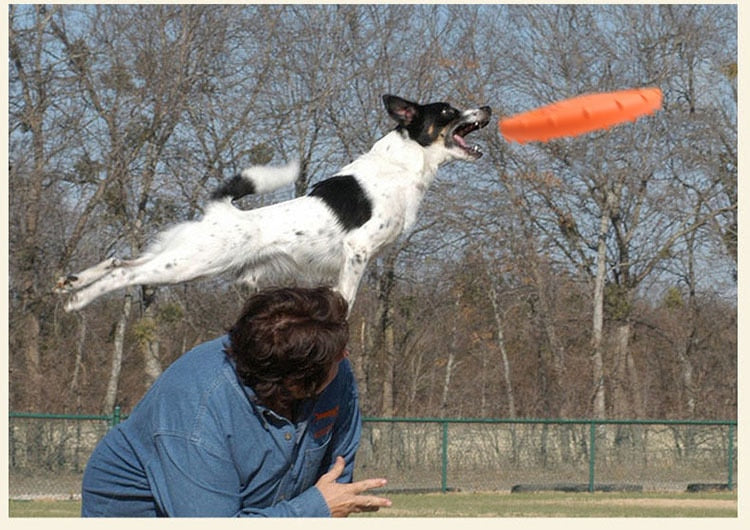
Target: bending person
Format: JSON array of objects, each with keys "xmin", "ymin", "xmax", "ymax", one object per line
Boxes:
[{"xmin": 82, "ymin": 287, "xmax": 390, "ymax": 517}]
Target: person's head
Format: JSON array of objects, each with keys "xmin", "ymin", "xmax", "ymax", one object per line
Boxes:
[{"xmin": 226, "ymin": 287, "xmax": 350, "ymax": 416}]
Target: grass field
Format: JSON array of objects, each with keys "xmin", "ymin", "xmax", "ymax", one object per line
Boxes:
[{"xmin": 9, "ymin": 491, "xmax": 737, "ymax": 517}]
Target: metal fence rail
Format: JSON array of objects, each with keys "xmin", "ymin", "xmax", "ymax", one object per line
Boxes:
[{"xmin": 8, "ymin": 411, "xmax": 736, "ymax": 499}]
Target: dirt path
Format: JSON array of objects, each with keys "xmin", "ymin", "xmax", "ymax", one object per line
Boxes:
[{"xmin": 588, "ymin": 497, "xmax": 737, "ymax": 510}]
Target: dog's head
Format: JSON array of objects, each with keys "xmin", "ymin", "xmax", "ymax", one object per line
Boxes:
[{"xmin": 383, "ymin": 95, "xmax": 491, "ymax": 162}]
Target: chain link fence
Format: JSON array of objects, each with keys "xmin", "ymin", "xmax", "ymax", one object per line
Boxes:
[
  {"xmin": 356, "ymin": 418, "xmax": 737, "ymax": 493},
  {"xmin": 9, "ymin": 412, "xmax": 119, "ymax": 500},
  {"xmin": 8, "ymin": 412, "xmax": 736, "ymax": 499}
]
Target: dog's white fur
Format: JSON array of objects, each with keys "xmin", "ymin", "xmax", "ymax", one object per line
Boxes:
[{"xmin": 57, "ymin": 98, "xmax": 490, "ymax": 312}]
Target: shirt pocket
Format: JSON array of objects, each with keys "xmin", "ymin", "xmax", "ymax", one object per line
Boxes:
[{"xmin": 297, "ymin": 430, "xmax": 333, "ymax": 491}]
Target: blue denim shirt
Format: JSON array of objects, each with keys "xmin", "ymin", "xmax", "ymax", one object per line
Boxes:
[{"xmin": 82, "ymin": 336, "xmax": 361, "ymax": 517}]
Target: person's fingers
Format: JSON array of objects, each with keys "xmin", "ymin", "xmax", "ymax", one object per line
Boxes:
[
  {"xmin": 349, "ymin": 477, "xmax": 388, "ymax": 494},
  {"xmin": 320, "ymin": 456, "xmax": 346, "ymax": 482},
  {"xmin": 356, "ymin": 494, "xmax": 392, "ymax": 509},
  {"xmin": 316, "ymin": 458, "xmax": 391, "ymax": 517}
]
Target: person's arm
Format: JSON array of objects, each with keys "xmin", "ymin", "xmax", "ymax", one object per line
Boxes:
[
  {"xmin": 150, "ymin": 433, "xmax": 330, "ymax": 517},
  {"xmin": 321, "ymin": 360, "xmax": 362, "ymax": 483}
]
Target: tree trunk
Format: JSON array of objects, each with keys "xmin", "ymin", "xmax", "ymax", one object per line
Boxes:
[
  {"xmin": 441, "ymin": 295, "xmax": 461, "ymax": 415},
  {"xmin": 21, "ymin": 312, "xmax": 43, "ymax": 411},
  {"xmin": 140, "ymin": 296, "xmax": 163, "ymax": 388},
  {"xmin": 381, "ymin": 314, "xmax": 395, "ymax": 417},
  {"xmin": 625, "ymin": 332, "xmax": 643, "ymax": 417},
  {"xmin": 529, "ymin": 262, "xmax": 567, "ymax": 417},
  {"xmin": 676, "ymin": 345, "xmax": 697, "ymax": 418},
  {"xmin": 354, "ymin": 318, "xmax": 370, "ymax": 410},
  {"xmin": 374, "ymin": 249, "xmax": 398, "ymax": 417},
  {"xmin": 143, "ymin": 334, "xmax": 162, "ymax": 387},
  {"xmin": 488, "ymin": 282, "xmax": 516, "ymax": 418},
  {"xmin": 611, "ymin": 321, "xmax": 643, "ymax": 418},
  {"xmin": 407, "ymin": 344, "xmax": 425, "ymax": 415},
  {"xmin": 10, "ymin": 8, "xmax": 50, "ymax": 412},
  {"xmin": 440, "ymin": 352, "xmax": 456, "ymax": 414},
  {"xmin": 591, "ymin": 210, "xmax": 609, "ymax": 419},
  {"xmin": 68, "ymin": 313, "xmax": 87, "ymax": 410},
  {"xmin": 102, "ymin": 294, "xmax": 132, "ymax": 414},
  {"xmin": 680, "ymin": 229, "xmax": 699, "ymax": 418}
]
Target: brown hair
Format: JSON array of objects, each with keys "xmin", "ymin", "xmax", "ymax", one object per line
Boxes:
[{"xmin": 225, "ymin": 287, "xmax": 349, "ymax": 416}]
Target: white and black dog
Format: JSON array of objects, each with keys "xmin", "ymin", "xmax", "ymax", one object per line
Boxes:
[{"xmin": 56, "ymin": 95, "xmax": 491, "ymax": 312}]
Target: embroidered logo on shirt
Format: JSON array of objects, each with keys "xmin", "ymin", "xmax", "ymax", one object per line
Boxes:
[
  {"xmin": 312, "ymin": 406, "xmax": 339, "ymax": 439},
  {"xmin": 314, "ymin": 423, "xmax": 334, "ymax": 439},
  {"xmin": 314, "ymin": 406, "xmax": 339, "ymax": 422}
]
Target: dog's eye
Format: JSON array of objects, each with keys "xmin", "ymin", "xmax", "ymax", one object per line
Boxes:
[{"xmin": 441, "ymin": 108, "xmax": 458, "ymax": 120}]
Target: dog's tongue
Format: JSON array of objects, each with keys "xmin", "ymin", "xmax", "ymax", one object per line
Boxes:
[{"xmin": 453, "ymin": 132, "xmax": 482, "ymax": 157}]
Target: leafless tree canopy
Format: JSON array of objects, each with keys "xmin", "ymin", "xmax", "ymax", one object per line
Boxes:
[{"xmin": 9, "ymin": 5, "xmax": 736, "ymax": 419}]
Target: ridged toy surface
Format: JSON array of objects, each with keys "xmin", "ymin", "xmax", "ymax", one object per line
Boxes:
[{"xmin": 499, "ymin": 87, "xmax": 662, "ymax": 143}]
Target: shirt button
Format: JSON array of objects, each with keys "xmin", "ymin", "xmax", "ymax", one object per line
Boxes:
[{"xmin": 284, "ymin": 432, "xmax": 292, "ymax": 441}]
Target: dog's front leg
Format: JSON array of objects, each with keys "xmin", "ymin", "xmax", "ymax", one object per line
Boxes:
[{"xmin": 337, "ymin": 240, "xmax": 372, "ymax": 312}]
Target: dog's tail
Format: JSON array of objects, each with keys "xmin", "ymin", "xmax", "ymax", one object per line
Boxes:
[{"xmin": 210, "ymin": 159, "xmax": 301, "ymax": 201}]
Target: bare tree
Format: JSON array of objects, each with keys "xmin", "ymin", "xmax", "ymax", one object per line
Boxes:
[
  {"xmin": 8, "ymin": 4, "xmax": 735, "ymax": 420},
  {"xmin": 480, "ymin": 4, "xmax": 736, "ymax": 418},
  {"xmin": 9, "ymin": 5, "xmax": 90, "ymax": 410}
]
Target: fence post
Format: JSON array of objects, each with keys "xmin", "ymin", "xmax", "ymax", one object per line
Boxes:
[
  {"xmin": 111, "ymin": 406, "xmax": 121, "ymax": 428},
  {"xmin": 588, "ymin": 421, "xmax": 596, "ymax": 493},
  {"xmin": 727, "ymin": 423, "xmax": 734, "ymax": 491},
  {"xmin": 441, "ymin": 421, "xmax": 449, "ymax": 493}
]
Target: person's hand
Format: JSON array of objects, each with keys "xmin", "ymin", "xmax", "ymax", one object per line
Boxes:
[{"xmin": 315, "ymin": 456, "xmax": 392, "ymax": 517}]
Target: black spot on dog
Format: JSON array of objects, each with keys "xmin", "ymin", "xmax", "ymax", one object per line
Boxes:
[
  {"xmin": 309, "ymin": 175, "xmax": 372, "ymax": 231},
  {"xmin": 210, "ymin": 174, "xmax": 256, "ymax": 201}
]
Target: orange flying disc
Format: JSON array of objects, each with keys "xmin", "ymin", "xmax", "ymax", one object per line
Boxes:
[{"xmin": 499, "ymin": 87, "xmax": 662, "ymax": 143}]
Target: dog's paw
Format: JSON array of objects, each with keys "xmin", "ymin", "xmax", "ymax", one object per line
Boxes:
[
  {"xmin": 63, "ymin": 294, "xmax": 82, "ymax": 312},
  {"xmin": 54, "ymin": 274, "xmax": 79, "ymax": 293}
]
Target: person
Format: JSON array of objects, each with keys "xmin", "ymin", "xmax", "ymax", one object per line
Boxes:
[{"xmin": 81, "ymin": 287, "xmax": 391, "ymax": 517}]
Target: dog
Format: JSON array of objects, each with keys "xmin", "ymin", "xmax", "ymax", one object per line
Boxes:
[{"xmin": 56, "ymin": 95, "xmax": 491, "ymax": 312}]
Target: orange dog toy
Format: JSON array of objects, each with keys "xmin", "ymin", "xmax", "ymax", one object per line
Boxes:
[{"xmin": 499, "ymin": 87, "xmax": 662, "ymax": 143}]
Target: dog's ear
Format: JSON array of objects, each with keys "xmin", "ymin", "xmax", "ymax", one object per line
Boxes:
[{"xmin": 383, "ymin": 95, "xmax": 418, "ymax": 127}]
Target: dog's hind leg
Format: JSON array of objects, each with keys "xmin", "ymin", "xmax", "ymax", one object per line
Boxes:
[
  {"xmin": 62, "ymin": 248, "xmax": 233, "ymax": 311},
  {"xmin": 55, "ymin": 256, "xmax": 152, "ymax": 293},
  {"xmin": 62, "ymin": 258, "xmax": 163, "ymax": 312}
]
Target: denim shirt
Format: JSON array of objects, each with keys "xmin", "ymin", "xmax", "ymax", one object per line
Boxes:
[{"xmin": 82, "ymin": 336, "xmax": 361, "ymax": 517}]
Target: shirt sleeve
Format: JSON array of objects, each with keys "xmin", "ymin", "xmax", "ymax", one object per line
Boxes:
[
  {"xmin": 240, "ymin": 486, "xmax": 330, "ymax": 517},
  {"xmin": 148, "ymin": 433, "xmax": 330, "ymax": 517},
  {"xmin": 322, "ymin": 362, "xmax": 362, "ymax": 483}
]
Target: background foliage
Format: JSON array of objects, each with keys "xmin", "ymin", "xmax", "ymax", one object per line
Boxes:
[{"xmin": 8, "ymin": 4, "xmax": 736, "ymax": 420}]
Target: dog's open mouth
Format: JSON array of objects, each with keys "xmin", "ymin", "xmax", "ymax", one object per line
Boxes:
[{"xmin": 448, "ymin": 111, "xmax": 491, "ymax": 159}]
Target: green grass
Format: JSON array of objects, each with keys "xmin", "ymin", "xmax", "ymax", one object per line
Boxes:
[
  {"xmin": 9, "ymin": 491, "xmax": 737, "ymax": 518},
  {"xmin": 9, "ymin": 499, "xmax": 82, "ymax": 517}
]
